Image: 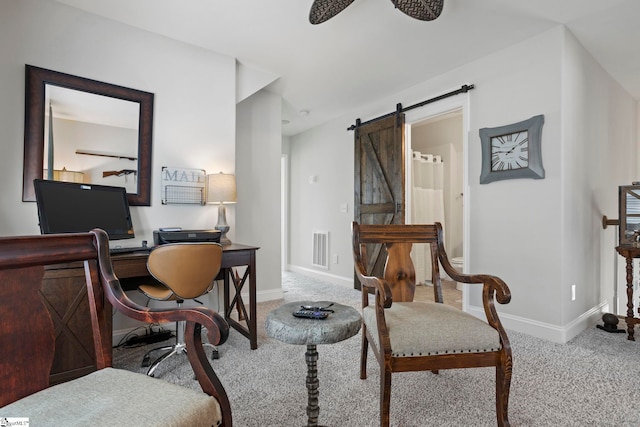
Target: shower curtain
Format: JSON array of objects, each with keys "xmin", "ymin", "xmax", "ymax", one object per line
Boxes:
[{"xmin": 411, "ymin": 151, "xmax": 446, "ymax": 284}]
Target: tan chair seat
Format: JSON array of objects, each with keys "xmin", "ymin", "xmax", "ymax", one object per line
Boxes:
[
  {"xmin": 363, "ymin": 302, "xmax": 501, "ymax": 357},
  {"xmin": 139, "ymin": 282, "xmax": 176, "ymax": 301},
  {"xmin": 1, "ymin": 368, "xmax": 222, "ymax": 426}
]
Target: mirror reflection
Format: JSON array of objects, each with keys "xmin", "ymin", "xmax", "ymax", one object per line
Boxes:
[
  {"xmin": 45, "ymin": 85, "xmax": 140, "ymax": 193},
  {"xmin": 619, "ymin": 185, "xmax": 640, "ymax": 245},
  {"xmin": 23, "ymin": 65, "xmax": 154, "ymax": 205}
]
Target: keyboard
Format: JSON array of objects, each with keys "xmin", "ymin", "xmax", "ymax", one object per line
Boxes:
[{"xmin": 109, "ymin": 246, "xmax": 152, "ymax": 255}]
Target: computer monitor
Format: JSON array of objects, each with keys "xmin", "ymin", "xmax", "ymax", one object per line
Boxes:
[{"xmin": 34, "ymin": 179, "xmax": 135, "ymax": 240}]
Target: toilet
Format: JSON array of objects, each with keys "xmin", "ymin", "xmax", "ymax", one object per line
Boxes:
[{"xmin": 451, "ymin": 257, "xmax": 464, "ymax": 291}]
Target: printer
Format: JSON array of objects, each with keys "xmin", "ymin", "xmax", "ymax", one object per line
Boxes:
[{"xmin": 153, "ymin": 229, "xmax": 221, "ymax": 246}]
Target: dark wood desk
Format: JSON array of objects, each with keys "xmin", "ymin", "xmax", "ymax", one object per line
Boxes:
[
  {"xmin": 114, "ymin": 243, "xmax": 260, "ymax": 350},
  {"xmin": 43, "ymin": 242, "xmax": 259, "ymax": 385},
  {"xmin": 218, "ymin": 243, "xmax": 259, "ymax": 350},
  {"xmin": 615, "ymin": 245, "xmax": 640, "ymax": 340}
]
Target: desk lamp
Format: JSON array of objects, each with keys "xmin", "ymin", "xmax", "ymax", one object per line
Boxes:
[{"xmin": 207, "ymin": 172, "xmax": 237, "ymax": 244}]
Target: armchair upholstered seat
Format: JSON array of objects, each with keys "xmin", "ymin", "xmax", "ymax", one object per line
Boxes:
[
  {"xmin": 2, "ymin": 368, "xmax": 223, "ymax": 426},
  {"xmin": 352, "ymin": 222, "xmax": 512, "ymax": 427},
  {"xmin": 0, "ymin": 229, "xmax": 232, "ymax": 426},
  {"xmin": 362, "ymin": 301, "xmax": 502, "ymax": 357}
]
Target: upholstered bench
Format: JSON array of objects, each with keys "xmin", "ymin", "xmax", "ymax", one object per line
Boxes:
[{"xmin": 0, "ymin": 229, "xmax": 232, "ymax": 426}]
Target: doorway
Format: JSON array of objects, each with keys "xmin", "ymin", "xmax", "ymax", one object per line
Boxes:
[
  {"xmin": 281, "ymin": 154, "xmax": 288, "ymax": 272},
  {"xmin": 404, "ymin": 94, "xmax": 470, "ymax": 311},
  {"xmin": 409, "ymin": 111, "xmax": 463, "ymax": 257}
]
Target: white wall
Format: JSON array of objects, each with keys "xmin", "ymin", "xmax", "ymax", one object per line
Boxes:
[
  {"xmin": 236, "ymin": 90, "xmax": 283, "ymax": 301},
  {"xmin": 561, "ymin": 29, "xmax": 638, "ymax": 324},
  {"xmin": 0, "ymin": 0, "xmax": 239, "ymax": 335},
  {"xmin": 289, "ymin": 121, "xmax": 355, "ymax": 285},
  {"xmin": 289, "ymin": 26, "xmax": 638, "ymax": 343},
  {"xmin": 466, "ymin": 29, "xmax": 564, "ymax": 337},
  {"xmin": 1, "ymin": 0, "xmax": 236, "ymax": 240}
]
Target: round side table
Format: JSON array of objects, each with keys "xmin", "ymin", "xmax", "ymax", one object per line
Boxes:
[{"xmin": 265, "ymin": 300, "xmax": 361, "ymax": 427}]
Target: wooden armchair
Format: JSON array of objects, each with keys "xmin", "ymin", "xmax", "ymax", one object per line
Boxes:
[
  {"xmin": 352, "ymin": 222, "xmax": 512, "ymax": 427},
  {"xmin": 0, "ymin": 229, "xmax": 232, "ymax": 426}
]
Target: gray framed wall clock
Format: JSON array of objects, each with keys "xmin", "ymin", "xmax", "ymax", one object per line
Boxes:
[{"xmin": 479, "ymin": 114, "xmax": 545, "ymax": 184}]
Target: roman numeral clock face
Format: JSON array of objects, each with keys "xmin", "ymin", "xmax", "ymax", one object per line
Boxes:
[
  {"xmin": 479, "ymin": 114, "xmax": 544, "ymax": 184},
  {"xmin": 490, "ymin": 131, "xmax": 529, "ymax": 171}
]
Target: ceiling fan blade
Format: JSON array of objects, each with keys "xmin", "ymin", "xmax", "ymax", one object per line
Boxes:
[
  {"xmin": 391, "ymin": 0, "xmax": 444, "ymax": 21},
  {"xmin": 309, "ymin": 0, "xmax": 357, "ymax": 25}
]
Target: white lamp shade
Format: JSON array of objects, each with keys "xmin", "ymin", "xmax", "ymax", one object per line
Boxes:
[
  {"xmin": 43, "ymin": 167, "xmax": 85, "ymax": 183},
  {"xmin": 207, "ymin": 172, "xmax": 237, "ymax": 204}
]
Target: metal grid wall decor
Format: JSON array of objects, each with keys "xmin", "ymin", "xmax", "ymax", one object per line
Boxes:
[{"xmin": 160, "ymin": 166, "xmax": 207, "ymax": 205}]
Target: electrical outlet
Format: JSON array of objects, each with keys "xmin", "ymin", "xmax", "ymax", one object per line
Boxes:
[
  {"xmin": 571, "ymin": 284, "xmax": 576, "ymax": 301},
  {"xmin": 333, "ymin": 254, "xmax": 339, "ymax": 264}
]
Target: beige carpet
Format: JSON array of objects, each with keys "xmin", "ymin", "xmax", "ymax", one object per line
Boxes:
[{"xmin": 114, "ymin": 271, "xmax": 640, "ymax": 426}]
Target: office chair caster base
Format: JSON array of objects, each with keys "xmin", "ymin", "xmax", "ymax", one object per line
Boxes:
[
  {"xmin": 141, "ymin": 344, "xmax": 174, "ymax": 368},
  {"xmin": 141, "ymin": 354, "xmax": 151, "ymax": 368},
  {"xmin": 145, "ymin": 344, "xmax": 186, "ymax": 377},
  {"xmin": 203, "ymin": 342, "xmax": 219, "ymax": 360}
]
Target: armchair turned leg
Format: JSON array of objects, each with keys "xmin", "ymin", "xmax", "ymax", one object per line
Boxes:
[
  {"xmin": 380, "ymin": 368, "xmax": 392, "ymax": 427},
  {"xmin": 496, "ymin": 358, "xmax": 512, "ymax": 427},
  {"xmin": 360, "ymin": 328, "xmax": 368, "ymax": 380}
]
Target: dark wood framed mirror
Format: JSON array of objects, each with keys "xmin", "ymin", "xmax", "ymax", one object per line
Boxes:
[
  {"xmin": 619, "ymin": 184, "xmax": 640, "ymax": 246},
  {"xmin": 23, "ymin": 65, "xmax": 153, "ymax": 206}
]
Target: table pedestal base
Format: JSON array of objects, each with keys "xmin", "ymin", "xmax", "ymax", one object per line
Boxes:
[
  {"xmin": 305, "ymin": 344, "xmax": 326, "ymax": 427},
  {"xmin": 264, "ymin": 301, "xmax": 361, "ymax": 426}
]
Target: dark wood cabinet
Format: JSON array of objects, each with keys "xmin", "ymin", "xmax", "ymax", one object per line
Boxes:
[
  {"xmin": 43, "ymin": 263, "xmax": 107, "ymax": 385},
  {"xmin": 42, "ymin": 253, "xmax": 149, "ymax": 385}
]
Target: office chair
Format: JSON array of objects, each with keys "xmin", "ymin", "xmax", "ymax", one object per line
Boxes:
[{"xmin": 138, "ymin": 242, "xmax": 223, "ymax": 377}]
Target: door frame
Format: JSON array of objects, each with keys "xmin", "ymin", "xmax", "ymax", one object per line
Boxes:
[
  {"xmin": 281, "ymin": 154, "xmax": 288, "ymax": 272},
  {"xmin": 404, "ymin": 92, "xmax": 471, "ymax": 312}
]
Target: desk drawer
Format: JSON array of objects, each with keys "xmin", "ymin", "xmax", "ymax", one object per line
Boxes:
[{"xmin": 112, "ymin": 255, "xmax": 149, "ymax": 278}]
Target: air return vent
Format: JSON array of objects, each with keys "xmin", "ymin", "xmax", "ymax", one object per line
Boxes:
[{"xmin": 312, "ymin": 231, "xmax": 329, "ymax": 269}]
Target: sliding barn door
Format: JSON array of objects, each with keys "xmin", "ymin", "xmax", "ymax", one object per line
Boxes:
[{"xmin": 354, "ymin": 113, "xmax": 405, "ymax": 286}]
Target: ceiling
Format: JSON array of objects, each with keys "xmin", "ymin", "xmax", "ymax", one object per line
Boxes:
[{"xmin": 53, "ymin": 0, "xmax": 640, "ymax": 136}]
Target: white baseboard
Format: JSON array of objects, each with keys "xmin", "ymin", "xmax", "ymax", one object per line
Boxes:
[
  {"xmin": 256, "ymin": 287, "xmax": 285, "ymax": 302},
  {"xmin": 467, "ymin": 301, "xmax": 608, "ymax": 344},
  {"xmin": 287, "ymin": 264, "xmax": 353, "ymax": 288},
  {"xmin": 286, "ymin": 264, "xmax": 611, "ymax": 344}
]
